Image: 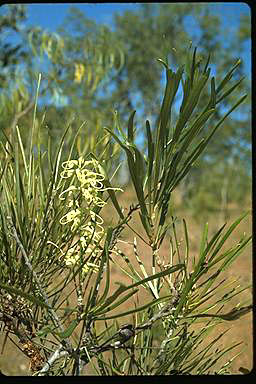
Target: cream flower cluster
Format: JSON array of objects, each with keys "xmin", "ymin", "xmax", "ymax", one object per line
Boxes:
[{"xmin": 59, "ymin": 157, "xmax": 121, "ymax": 276}]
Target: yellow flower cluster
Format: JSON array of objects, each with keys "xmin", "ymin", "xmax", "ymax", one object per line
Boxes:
[
  {"xmin": 74, "ymin": 62, "xmax": 85, "ymax": 84},
  {"xmin": 59, "ymin": 157, "xmax": 122, "ymax": 276}
]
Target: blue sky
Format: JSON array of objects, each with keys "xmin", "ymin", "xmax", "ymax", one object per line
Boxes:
[
  {"xmin": 23, "ymin": 3, "xmax": 250, "ymax": 33},
  {"xmin": 20, "ymin": 3, "xmax": 251, "ymax": 75},
  {"xmin": 0, "ymin": 2, "xmax": 251, "ymax": 110},
  {"xmin": 1, "ymin": 3, "xmax": 251, "ymax": 74},
  {"xmin": 0, "ymin": 3, "xmax": 251, "ymax": 166},
  {"xmin": 25, "ymin": 3, "xmax": 140, "ymax": 28}
]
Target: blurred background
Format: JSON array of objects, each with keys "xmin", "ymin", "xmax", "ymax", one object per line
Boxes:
[
  {"xmin": 0, "ymin": 3, "xmax": 251, "ymax": 222},
  {"xmin": 0, "ymin": 3, "xmax": 252, "ymax": 375}
]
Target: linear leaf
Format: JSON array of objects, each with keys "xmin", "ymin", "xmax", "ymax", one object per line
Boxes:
[
  {"xmin": 127, "ymin": 110, "xmax": 136, "ymax": 143},
  {"xmin": 93, "ymin": 289, "xmax": 139, "ymax": 316},
  {"xmin": 185, "ymin": 305, "xmax": 252, "ymax": 321},
  {"xmin": 95, "ymin": 295, "xmax": 170, "ymax": 320},
  {"xmin": 57, "ymin": 319, "xmax": 79, "ymax": 339}
]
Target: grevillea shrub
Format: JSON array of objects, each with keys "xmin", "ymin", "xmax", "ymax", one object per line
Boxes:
[{"xmin": 0, "ymin": 47, "xmax": 252, "ymax": 376}]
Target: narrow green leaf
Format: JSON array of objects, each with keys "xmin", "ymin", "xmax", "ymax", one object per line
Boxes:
[
  {"xmin": 57, "ymin": 319, "xmax": 79, "ymax": 339},
  {"xmin": 199, "ymin": 222, "xmax": 208, "ymax": 260},
  {"xmin": 93, "ymin": 228, "xmax": 112, "ymax": 308},
  {"xmin": 153, "ymin": 65, "xmax": 184, "ymax": 203},
  {"xmin": 146, "ymin": 120, "xmax": 154, "ymax": 176},
  {"xmin": 95, "ymin": 295, "xmax": 170, "ymax": 320},
  {"xmin": 169, "ymin": 108, "xmax": 215, "ymax": 175},
  {"xmin": 180, "ymin": 77, "xmax": 191, "ymax": 114},
  {"xmin": 207, "ymin": 212, "xmax": 249, "ymax": 264},
  {"xmin": 173, "ymin": 69, "xmax": 210, "ymax": 143},
  {"xmin": 36, "ymin": 325, "xmax": 56, "ymax": 338},
  {"xmin": 190, "ymin": 47, "xmax": 197, "ymax": 87},
  {"xmin": 183, "ymin": 219, "xmax": 189, "ymax": 277},
  {"xmin": 216, "ymin": 59, "xmax": 241, "ymax": 93},
  {"xmin": 177, "ymin": 94, "xmax": 247, "ymax": 187},
  {"xmin": 210, "ymin": 77, "xmax": 216, "ymax": 108},
  {"xmin": 126, "ymin": 263, "xmax": 184, "ymax": 291},
  {"xmin": 203, "ymin": 52, "xmax": 211, "ymax": 73},
  {"xmin": 89, "ymin": 244, "xmax": 108, "ymax": 309},
  {"xmin": 103, "ymin": 179, "xmax": 124, "ymax": 219},
  {"xmin": 133, "ymin": 146, "xmax": 146, "ymax": 187},
  {"xmin": 104, "ymin": 126, "xmax": 133, "ymax": 156},
  {"xmin": 186, "ymin": 305, "xmax": 252, "ymax": 321},
  {"xmin": 16, "ymin": 125, "xmax": 28, "ymax": 177},
  {"xmin": 105, "ymin": 128, "xmax": 146, "ymax": 217},
  {"xmin": 174, "ymin": 275, "xmax": 195, "ymax": 316},
  {"xmin": 127, "ymin": 110, "xmax": 136, "ymax": 143},
  {"xmin": 218, "ymin": 236, "xmax": 251, "ymax": 271},
  {"xmin": 92, "ymin": 284, "xmax": 128, "ymax": 314},
  {"xmin": 216, "ymin": 77, "xmax": 245, "ymax": 104},
  {"xmin": 93, "ymin": 289, "xmax": 139, "ymax": 316},
  {"xmin": 138, "ymin": 212, "xmax": 151, "ymax": 238},
  {"xmin": 146, "ymin": 119, "xmax": 154, "ymax": 214},
  {"xmin": 93, "ymin": 264, "xmax": 184, "ymax": 315},
  {"xmin": 112, "ymin": 110, "xmax": 127, "ymax": 141}
]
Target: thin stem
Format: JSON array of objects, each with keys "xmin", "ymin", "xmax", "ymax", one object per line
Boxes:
[{"xmin": 8, "ymin": 216, "xmax": 73, "ymax": 353}]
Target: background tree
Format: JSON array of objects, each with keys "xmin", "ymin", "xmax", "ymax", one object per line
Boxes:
[
  {"xmin": 110, "ymin": 4, "xmax": 251, "ymax": 220},
  {"xmin": 0, "ymin": 4, "xmax": 251, "ymax": 221},
  {"xmin": 0, "ymin": 5, "xmax": 124, "ymax": 166},
  {"xmin": 56, "ymin": 4, "xmax": 251, "ymax": 220}
]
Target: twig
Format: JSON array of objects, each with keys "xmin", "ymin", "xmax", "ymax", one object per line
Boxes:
[{"xmin": 37, "ymin": 346, "xmax": 69, "ymax": 376}]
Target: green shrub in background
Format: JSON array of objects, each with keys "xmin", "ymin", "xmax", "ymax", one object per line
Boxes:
[{"xmin": 0, "ymin": 46, "xmax": 252, "ymax": 376}]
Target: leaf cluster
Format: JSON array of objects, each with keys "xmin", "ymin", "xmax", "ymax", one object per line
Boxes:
[{"xmin": 0, "ymin": 46, "xmax": 252, "ymax": 376}]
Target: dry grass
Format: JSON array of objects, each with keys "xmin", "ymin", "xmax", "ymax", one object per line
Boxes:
[{"xmin": 0, "ymin": 186, "xmax": 252, "ymax": 375}]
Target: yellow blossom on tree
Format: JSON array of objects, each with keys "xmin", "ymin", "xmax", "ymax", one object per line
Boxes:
[{"xmin": 74, "ymin": 63, "xmax": 85, "ymax": 83}]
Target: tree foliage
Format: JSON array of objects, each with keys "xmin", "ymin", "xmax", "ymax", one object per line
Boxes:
[
  {"xmin": 57, "ymin": 4, "xmax": 252, "ymax": 217},
  {"xmin": 0, "ymin": 3, "xmax": 251, "ymax": 218}
]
